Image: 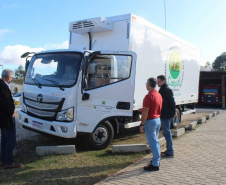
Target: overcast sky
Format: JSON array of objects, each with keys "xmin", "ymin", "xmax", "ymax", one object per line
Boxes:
[{"xmin": 1, "ymin": 0, "xmax": 226, "ymax": 72}]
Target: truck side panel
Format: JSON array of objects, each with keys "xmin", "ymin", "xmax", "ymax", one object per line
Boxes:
[{"xmin": 131, "ymin": 16, "xmax": 200, "ymax": 109}]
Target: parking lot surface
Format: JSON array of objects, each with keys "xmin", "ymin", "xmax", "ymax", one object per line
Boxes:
[{"xmin": 97, "ymin": 111, "xmax": 226, "ymax": 185}]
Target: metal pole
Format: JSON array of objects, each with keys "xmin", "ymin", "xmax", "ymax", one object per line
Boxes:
[
  {"xmin": 164, "ymin": 0, "xmax": 167, "ymax": 30},
  {"xmin": 222, "ymin": 75, "xmax": 225, "ymax": 108}
]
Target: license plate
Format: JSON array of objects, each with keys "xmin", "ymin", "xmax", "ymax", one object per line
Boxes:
[{"xmin": 32, "ymin": 121, "xmax": 43, "ymax": 129}]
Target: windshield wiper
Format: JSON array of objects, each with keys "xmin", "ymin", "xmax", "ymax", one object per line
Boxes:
[
  {"xmin": 42, "ymin": 78, "xmax": 65, "ymax": 91},
  {"xmin": 29, "ymin": 77, "xmax": 42, "ymax": 88}
]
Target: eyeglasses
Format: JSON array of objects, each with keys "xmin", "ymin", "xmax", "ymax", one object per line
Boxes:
[{"xmin": 157, "ymin": 81, "xmax": 162, "ymax": 84}]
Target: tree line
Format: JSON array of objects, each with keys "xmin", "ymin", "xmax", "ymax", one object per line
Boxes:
[
  {"xmin": 13, "ymin": 65, "xmax": 26, "ymax": 84},
  {"xmin": 212, "ymin": 52, "xmax": 226, "ymax": 70}
]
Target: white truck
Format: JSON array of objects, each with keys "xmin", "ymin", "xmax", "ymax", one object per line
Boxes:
[{"xmin": 19, "ymin": 14, "xmax": 200, "ymax": 149}]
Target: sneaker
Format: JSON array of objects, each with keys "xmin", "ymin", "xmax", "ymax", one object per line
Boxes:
[
  {"xmin": 161, "ymin": 151, "xmax": 174, "ymax": 158},
  {"xmin": 144, "ymin": 164, "xmax": 159, "ymax": 171},
  {"xmin": 150, "ymin": 160, "xmax": 160, "ymax": 167}
]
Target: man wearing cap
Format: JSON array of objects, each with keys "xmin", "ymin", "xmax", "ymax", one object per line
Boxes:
[{"xmin": 140, "ymin": 77, "xmax": 162, "ymax": 171}]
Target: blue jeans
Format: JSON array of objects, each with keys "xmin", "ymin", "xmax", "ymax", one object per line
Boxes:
[
  {"xmin": 144, "ymin": 118, "xmax": 160, "ymax": 167},
  {"xmin": 161, "ymin": 118, "xmax": 174, "ymax": 155},
  {"xmin": 0, "ymin": 117, "xmax": 16, "ymax": 165}
]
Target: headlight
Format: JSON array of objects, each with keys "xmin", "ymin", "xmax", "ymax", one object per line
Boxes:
[
  {"xmin": 21, "ymin": 104, "xmax": 27, "ymax": 113},
  {"xmin": 56, "ymin": 107, "xmax": 74, "ymax": 121}
]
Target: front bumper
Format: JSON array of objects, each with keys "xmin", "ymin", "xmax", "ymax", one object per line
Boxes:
[{"xmin": 18, "ymin": 111, "xmax": 77, "ymax": 138}]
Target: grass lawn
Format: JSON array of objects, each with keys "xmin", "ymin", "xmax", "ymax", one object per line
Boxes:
[
  {"xmin": 0, "ymin": 112, "xmax": 209, "ymax": 185},
  {"xmin": 0, "ymin": 126, "xmax": 148, "ymax": 185}
]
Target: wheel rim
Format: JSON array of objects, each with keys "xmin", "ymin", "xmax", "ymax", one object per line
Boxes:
[
  {"xmin": 91, "ymin": 126, "xmax": 108, "ymax": 145},
  {"xmin": 173, "ymin": 116, "xmax": 179, "ymax": 127},
  {"xmin": 173, "ymin": 111, "xmax": 180, "ymax": 127}
]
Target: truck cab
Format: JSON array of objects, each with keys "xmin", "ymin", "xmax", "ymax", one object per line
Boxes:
[
  {"xmin": 201, "ymin": 86, "xmax": 221, "ymax": 105},
  {"xmin": 18, "ymin": 50, "xmax": 137, "ymax": 149}
]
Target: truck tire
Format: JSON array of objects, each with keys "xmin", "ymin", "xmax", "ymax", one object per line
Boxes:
[
  {"xmin": 171, "ymin": 108, "xmax": 180, "ymax": 128},
  {"xmin": 86, "ymin": 121, "xmax": 114, "ymax": 150}
]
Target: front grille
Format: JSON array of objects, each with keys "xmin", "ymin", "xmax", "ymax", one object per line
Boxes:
[
  {"xmin": 205, "ymin": 95, "xmax": 214, "ymax": 103},
  {"xmin": 24, "ymin": 92, "xmax": 62, "ymax": 103},
  {"xmin": 27, "ymin": 107, "xmax": 55, "ymax": 118},
  {"xmin": 24, "ymin": 92, "xmax": 64, "ymax": 120},
  {"xmin": 25, "ymin": 99, "xmax": 58, "ymax": 110}
]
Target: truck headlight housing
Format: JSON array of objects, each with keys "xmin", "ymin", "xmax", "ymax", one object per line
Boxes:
[
  {"xmin": 56, "ymin": 107, "xmax": 74, "ymax": 121},
  {"xmin": 21, "ymin": 103, "xmax": 27, "ymax": 113}
]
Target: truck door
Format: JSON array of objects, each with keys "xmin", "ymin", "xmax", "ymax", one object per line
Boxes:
[{"xmin": 76, "ymin": 51, "xmax": 136, "ymax": 148}]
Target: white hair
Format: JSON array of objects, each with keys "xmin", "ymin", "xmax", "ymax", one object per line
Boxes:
[{"xmin": 1, "ymin": 69, "xmax": 14, "ymax": 79}]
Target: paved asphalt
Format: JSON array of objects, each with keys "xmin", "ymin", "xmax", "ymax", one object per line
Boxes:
[{"xmin": 96, "ymin": 110, "xmax": 226, "ymax": 185}]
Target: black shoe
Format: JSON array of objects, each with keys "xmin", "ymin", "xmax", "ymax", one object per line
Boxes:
[
  {"xmin": 144, "ymin": 164, "xmax": 159, "ymax": 171},
  {"xmin": 161, "ymin": 151, "xmax": 174, "ymax": 158},
  {"xmin": 150, "ymin": 160, "xmax": 160, "ymax": 167}
]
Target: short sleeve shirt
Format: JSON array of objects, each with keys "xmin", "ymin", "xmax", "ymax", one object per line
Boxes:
[{"xmin": 143, "ymin": 90, "xmax": 163, "ymax": 119}]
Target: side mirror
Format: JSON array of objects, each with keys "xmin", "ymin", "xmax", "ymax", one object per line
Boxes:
[
  {"xmin": 82, "ymin": 93, "xmax": 90, "ymax": 100},
  {"xmin": 21, "ymin": 52, "xmax": 32, "ymax": 58},
  {"xmin": 21, "ymin": 52, "xmax": 35, "ymax": 71},
  {"xmin": 25, "ymin": 58, "xmax": 30, "ymax": 71}
]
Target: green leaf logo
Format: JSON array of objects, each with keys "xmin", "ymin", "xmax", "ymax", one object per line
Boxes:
[{"xmin": 169, "ymin": 50, "xmax": 181, "ymax": 79}]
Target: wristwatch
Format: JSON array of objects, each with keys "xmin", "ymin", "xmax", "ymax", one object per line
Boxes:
[{"xmin": 140, "ymin": 124, "xmax": 144, "ymax": 126}]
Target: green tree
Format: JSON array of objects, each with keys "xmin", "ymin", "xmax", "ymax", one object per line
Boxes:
[
  {"xmin": 14, "ymin": 65, "xmax": 26, "ymax": 84},
  {"xmin": 212, "ymin": 52, "xmax": 226, "ymax": 70}
]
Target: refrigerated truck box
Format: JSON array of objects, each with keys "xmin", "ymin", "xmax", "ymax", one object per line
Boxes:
[{"xmin": 69, "ymin": 13, "xmax": 201, "ymax": 110}]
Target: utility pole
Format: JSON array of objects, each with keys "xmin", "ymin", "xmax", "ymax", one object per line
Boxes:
[
  {"xmin": 0, "ymin": 60, "xmax": 3, "ymax": 74},
  {"xmin": 164, "ymin": 0, "xmax": 167, "ymax": 30}
]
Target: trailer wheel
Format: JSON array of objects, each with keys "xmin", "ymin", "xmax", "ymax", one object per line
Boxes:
[
  {"xmin": 171, "ymin": 108, "xmax": 180, "ymax": 128},
  {"xmin": 86, "ymin": 121, "xmax": 114, "ymax": 150}
]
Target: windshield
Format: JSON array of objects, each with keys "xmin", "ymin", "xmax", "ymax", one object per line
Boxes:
[
  {"xmin": 203, "ymin": 88, "xmax": 218, "ymax": 93},
  {"xmin": 25, "ymin": 52, "xmax": 82, "ymax": 87}
]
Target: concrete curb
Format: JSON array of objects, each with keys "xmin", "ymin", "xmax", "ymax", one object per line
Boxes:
[
  {"xmin": 174, "ymin": 128, "xmax": 185, "ymax": 137},
  {"xmin": 212, "ymin": 111, "xmax": 217, "ymax": 117},
  {"xmin": 188, "ymin": 121, "xmax": 197, "ymax": 130},
  {"xmin": 217, "ymin": 110, "xmax": 222, "ymax": 114},
  {"xmin": 197, "ymin": 117, "xmax": 206, "ymax": 124},
  {"xmin": 36, "ymin": 145, "xmax": 75, "ymax": 156},
  {"xmin": 112, "ymin": 144, "xmax": 147, "ymax": 153},
  {"xmin": 112, "ymin": 138, "xmax": 167, "ymax": 154},
  {"xmin": 206, "ymin": 114, "xmax": 212, "ymax": 120}
]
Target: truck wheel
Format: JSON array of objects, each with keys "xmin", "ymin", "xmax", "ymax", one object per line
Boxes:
[
  {"xmin": 171, "ymin": 108, "xmax": 180, "ymax": 128},
  {"xmin": 86, "ymin": 121, "xmax": 114, "ymax": 150}
]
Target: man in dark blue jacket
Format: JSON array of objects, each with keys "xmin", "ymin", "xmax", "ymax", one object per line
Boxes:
[
  {"xmin": 0, "ymin": 69, "xmax": 23, "ymax": 169},
  {"xmin": 157, "ymin": 75, "xmax": 175, "ymax": 158}
]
